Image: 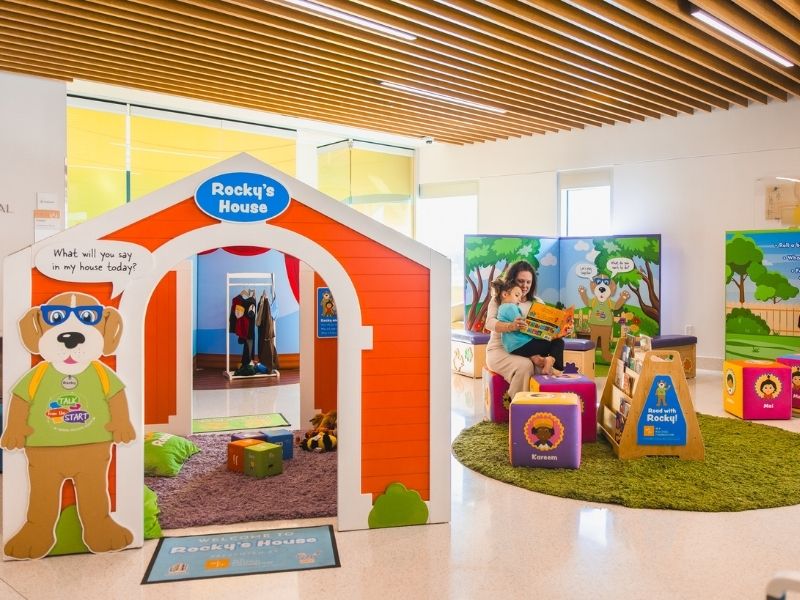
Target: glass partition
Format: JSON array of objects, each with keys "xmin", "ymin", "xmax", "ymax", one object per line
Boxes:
[{"xmin": 318, "ymin": 140, "xmax": 414, "ymax": 237}]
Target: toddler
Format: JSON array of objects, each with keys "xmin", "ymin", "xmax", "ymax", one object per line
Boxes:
[{"xmin": 491, "ymin": 278, "xmax": 557, "ymax": 375}]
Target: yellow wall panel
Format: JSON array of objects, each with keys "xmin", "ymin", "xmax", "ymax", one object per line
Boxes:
[
  {"xmin": 66, "ymin": 107, "xmax": 126, "ymax": 226},
  {"xmin": 130, "ymin": 116, "xmax": 296, "ymax": 200}
]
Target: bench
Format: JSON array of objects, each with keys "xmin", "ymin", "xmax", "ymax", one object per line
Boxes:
[
  {"xmin": 451, "ymin": 329, "xmax": 490, "ymax": 378},
  {"xmin": 652, "ymin": 335, "xmax": 698, "ymax": 379}
]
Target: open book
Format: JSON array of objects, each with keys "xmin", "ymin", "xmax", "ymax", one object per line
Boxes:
[{"xmin": 519, "ymin": 302, "xmax": 574, "ymax": 341}]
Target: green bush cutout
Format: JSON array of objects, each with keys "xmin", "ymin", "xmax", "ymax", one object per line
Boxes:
[
  {"xmin": 48, "ymin": 486, "xmax": 162, "ymax": 556},
  {"xmin": 726, "ymin": 307, "xmax": 770, "ymax": 335},
  {"xmin": 49, "ymin": 505, "xmax": 89, "ymax": 556},
  {"xmin": 368, "ymin": 482, "xmax": 429, "ymax": 528}
]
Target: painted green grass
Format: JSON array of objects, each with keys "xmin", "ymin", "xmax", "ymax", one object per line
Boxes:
[
  {"xmin": 725, "ymin": 333, "xmax": 800, "ymax": 360},
  {"xmin": 452, "ymin": 414, "xmax": 800, "ymax": 511}
]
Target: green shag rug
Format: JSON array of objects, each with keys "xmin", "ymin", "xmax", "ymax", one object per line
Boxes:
[{"xmin": 452, "ymin": 414, "xmax": 800, "ymax": 511}]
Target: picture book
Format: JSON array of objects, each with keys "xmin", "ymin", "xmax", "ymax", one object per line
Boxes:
[{"xmin": 520, "ymin": 302, "xmax": 575, "ymax": 341}]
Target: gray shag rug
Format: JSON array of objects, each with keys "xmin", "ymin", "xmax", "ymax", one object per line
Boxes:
[{"xmin": 145, "ymin": 433, "xmax": 337, "ymax": 530}]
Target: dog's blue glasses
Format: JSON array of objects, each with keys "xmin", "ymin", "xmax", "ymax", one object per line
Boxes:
[
  {"xmin": 40, "ymin": 305, "xmax": 104, "ymax": 326},
  {"xmin": 593, "ymin": 276, "xmax": 611, "ymax": 286}
]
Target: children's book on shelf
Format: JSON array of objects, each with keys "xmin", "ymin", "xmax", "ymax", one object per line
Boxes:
[
  {"xmin": 520, "ymin": 302, "xmax": 575, "ymax": 341},
  {"xmin": 614, "ymin": 396, "xmax": 631, "ymax": 443},
  {"xmin": 639, "ymin": 334, "xmax": 653, "ymax": 353}
]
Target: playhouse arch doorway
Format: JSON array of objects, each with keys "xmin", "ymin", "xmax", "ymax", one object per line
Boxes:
[{"xmin": 119, "ymin": 222, "xmax": 374, "ymax": 534}]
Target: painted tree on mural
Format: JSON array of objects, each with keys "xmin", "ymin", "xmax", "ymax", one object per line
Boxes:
[
  {"xmin": 592, "ymin": 236, "xmax": 660, "ymax": 324},
  {"xmin": 464, "ymin": 236, "xmax": 540, "ymax": 331},
  {"xmin": 754, "ymin": 271, "xmax": 799, "ymax": 304},
  {"xmin": 726, "ymin": 234, "xmax": 765, "ymax": 305},
  {"xmin": 726, "ymin": 234, "xmax": 799, "ymax": 305}
]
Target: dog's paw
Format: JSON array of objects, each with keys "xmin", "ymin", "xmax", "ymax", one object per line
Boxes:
[
  {"xmin": 83, "ymin": 518, "xmax": 133, "ymax": 553},
  {"xmin": 0, "ymin": 431, "xmax": 30, "ymax": 450},
  {"xmin": 105, "ymin": 422, "xmax": 136, "ymax": 444},
  {"xmin": 4, "ymin": 526, "xmax": 55, "ymax": 559}
]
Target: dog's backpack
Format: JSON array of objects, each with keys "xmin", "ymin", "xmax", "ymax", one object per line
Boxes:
[{"xmin": 28, "ymin": 361, "xmax": 110, "ymax": 398}]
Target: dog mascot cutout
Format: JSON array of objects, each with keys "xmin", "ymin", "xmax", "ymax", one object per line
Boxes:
[
  {"xmin": 1, "ymin": 292, "xmax": 136, "ymax": 559},
  {"xmin": 578, "ymin": 274, "xmax": 630, "ymax": 363}
]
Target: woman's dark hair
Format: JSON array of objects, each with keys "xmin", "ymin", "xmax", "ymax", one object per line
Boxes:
[
  {"xmin": 505, "ymin": 260, "xmax": 537, "ymax": 302},
  {"xmin": 760, "ymin": 377, "xmax": 776, "ymax": 393},
  {"xmin": 490, "ymin": 277, "xmax": 519, "ymax": 306}
]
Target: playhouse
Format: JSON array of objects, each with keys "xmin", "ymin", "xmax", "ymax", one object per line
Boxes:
[{"xmin": 1, "ymin": 154, "xmax": 451, "ymax": 558}]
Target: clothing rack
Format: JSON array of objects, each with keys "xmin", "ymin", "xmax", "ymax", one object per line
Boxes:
[{"xmin": 225, "ymin": 272, "xmax": 280, "ymax": 381}]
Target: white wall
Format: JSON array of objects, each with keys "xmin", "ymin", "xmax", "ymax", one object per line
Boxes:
[
  {"xmin": 478, "ymin": 172, "xmax": 557, "ymax": 236},
  {"xmin": 419, "ymin": 98, "xmax": 800, "ymax": 364},
  {"xmin": 0, "ymin": 72, "xmax": 66, "ymax": 337}
]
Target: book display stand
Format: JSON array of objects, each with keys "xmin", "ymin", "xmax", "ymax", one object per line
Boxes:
[{"xmin": 598, "ymin": 335, "xmax": 704, "ymax": 460}]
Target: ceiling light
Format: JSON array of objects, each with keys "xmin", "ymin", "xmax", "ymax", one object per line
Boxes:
[
  {"xmin": 777, "ymin": 177, "xmax": 800, "ymax": 183},
  {"xmin": 380, "ymin": 82, "xmax": 507, "ymax": 114},
  {"xmin": 689, "ymin": 5, "xmax": 793, "ymax": 68},
  {"xmin": 286, "ymin": 0, "xmax": 416, "ymax": 41}
]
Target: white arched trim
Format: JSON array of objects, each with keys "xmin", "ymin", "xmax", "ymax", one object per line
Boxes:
[{"xmin": 114, "ymin": 222, "xmax": 374, "ymax": 542}]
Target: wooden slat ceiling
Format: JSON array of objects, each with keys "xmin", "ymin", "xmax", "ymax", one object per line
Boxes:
[{"xmin": 1, "ymin": 0, "xmax": 799, "ymax": 145}]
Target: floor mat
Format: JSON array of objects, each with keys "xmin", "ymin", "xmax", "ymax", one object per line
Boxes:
[
  {"xmin": 142, "ymin": 525, "xmax": 340, "ymax": 584},
  {"xmin": 192, "ymin": 413, "xmax": 289, "ymax": 433}
]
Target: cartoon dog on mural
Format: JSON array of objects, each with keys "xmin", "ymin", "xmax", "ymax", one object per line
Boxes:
[
  {"xmin": 0, "ymin": 292, "xmax": 136, "ymax": 559},
  {"xmin": 578, "ymin": 274, "xmax": 630, "ymax": 363}
]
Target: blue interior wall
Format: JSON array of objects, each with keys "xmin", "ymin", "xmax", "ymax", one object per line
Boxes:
[{"xmin": 194, "ymin": 249, "xmax": 300, "ymax": 355}]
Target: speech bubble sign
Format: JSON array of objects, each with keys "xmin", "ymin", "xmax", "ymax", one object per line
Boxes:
[
  {"xmin": 575, "ymin": 263, "xmax": 598, "ymax": 279},
  {"xmin": 35, "ymin": 241, "xmax": 154, "ymax": 298},
  {"xmin": 607, "ymin": 257, "xmax": 635, "ymax": 276}
]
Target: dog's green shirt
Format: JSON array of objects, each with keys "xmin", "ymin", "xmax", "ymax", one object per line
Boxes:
[{"xmin": 12, "ymin": 362, "xmax": 124, "ymax": 446}]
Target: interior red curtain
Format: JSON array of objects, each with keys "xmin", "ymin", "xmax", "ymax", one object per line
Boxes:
[
  {"xmin": 284, "ymin": 254, "xmax": 300, "ymax": 302},
  {"xmin": 197, "ymin": 248, "xmax": 300, "ymax": 302},
  {"xmin": 197, "ymin": 246, "xmax": 270, "ymax": 256}
]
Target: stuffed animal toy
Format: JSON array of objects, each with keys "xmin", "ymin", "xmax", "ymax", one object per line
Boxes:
[
  {"xmin": 301, "ymin": 431, "xmax": 337, "ymax": 452},
  {"xmin": 299, "ymin": 410, "xmax": 337, "ymax": 452}
]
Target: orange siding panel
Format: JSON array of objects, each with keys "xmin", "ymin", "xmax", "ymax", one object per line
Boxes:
[
  {"xmin": 363, "ymin": 440, "xmax": 429, "ymax": 460},
  {"xmin": 369, "ymin": 340, "xmax": 433, "ymax": 359},
  {"xmin": 364, "ymin": 423, "xmax": 430, "ymax": 443},
  {"xmin": 370, "ymin": 323, "xmax": 429, "ymax": 341},
  {"xmin": 362, "ymin": 356, "xmax": 429, "ymax": 375},
  {"xmin": 362, "ymin": 374, "xmax": 429, "ymax": 393},
  {"xmin": 144, "ymin": 272, "xmax": 177, "ymax": 425},
  {"xmin": 363, "ymin": 456, "xmax": 429, "ymax": 477},
  {"xmin": 363, "ymin": 406, "xmax": 429, "ymax": 428},
  {"xmin": 362, "ymin": 390, "xmax": 431, "ymax": 408}
]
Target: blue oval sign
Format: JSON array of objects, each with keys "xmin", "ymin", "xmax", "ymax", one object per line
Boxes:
[{"xmin": 194, "ymin": 172, "xmax": 290, "ymax": 223}]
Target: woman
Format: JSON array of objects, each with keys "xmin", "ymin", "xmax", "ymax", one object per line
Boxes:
[{"xmin": 485, "ymin": 260, "xmax": 566, "ymax": 400}]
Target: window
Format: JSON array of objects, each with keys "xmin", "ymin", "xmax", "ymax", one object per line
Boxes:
[
  {"xmin": 558, "ymin": 169, "xmax": 612, "ymax": 237},
  {"xmin": 66, "ymin": 96, "xmax": 297, "ymax": 227},
  {"xmin": 417, "ymin": 182, "xmax": 479, "ymax": 306}
]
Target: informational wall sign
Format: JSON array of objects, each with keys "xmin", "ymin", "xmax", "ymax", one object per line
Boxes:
[
  {"xmin": 194, "ymin": 172, "xmax": 291, "ymax": 223},
  {"xmin": 637, "ymin": 375, "xmax": 687, "ymax": 446},
  {"xmin": 316, "ymin": 287, "xmax": 338, "ymax": 338}
]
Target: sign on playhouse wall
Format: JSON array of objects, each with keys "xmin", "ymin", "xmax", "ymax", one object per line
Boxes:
[{"xmin": 195, "ymin": 172, "xmax": 291, "ymax": 222}]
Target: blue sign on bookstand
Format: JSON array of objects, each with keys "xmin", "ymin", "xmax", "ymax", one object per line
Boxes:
[
  {"xmin": 637, "ymin": 375, "xmax": 687, "ymax": 446},
  {"xmin": 317, "ymin": 287, "xmax": 338, "ymax": 338}
]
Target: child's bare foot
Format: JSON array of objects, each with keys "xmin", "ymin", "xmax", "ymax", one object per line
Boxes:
[
  {"xmin": 531, "ymin": 355, "xmax": 546, "ymax": 370},
  {"xmin": 542, "ymin": 356, "xmax": 556, "ymax": 375}
]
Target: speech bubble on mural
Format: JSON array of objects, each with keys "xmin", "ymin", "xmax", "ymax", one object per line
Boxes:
[
  {"xmin": 35, "ymin": 241, "xmax": 154, "ymax": 298},
  {"xmin": 607, "ymin": 257, "xmax": 635, "ymax": 276},
  {"xmin": 575, "ymin": 263, "xmax": 598, "ymax": 279}
]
